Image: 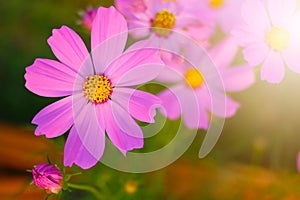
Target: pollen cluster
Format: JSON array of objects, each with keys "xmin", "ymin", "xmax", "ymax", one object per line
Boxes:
[
  {"xmin": 83, "ymin": 74, "xmax": 113, "ymax": 104},
  {"xmin": 209, "ymin": 0, "xmax": 224, "ymax": 8},
  {"xmin": 151, "ymin": 10, "xmax": 176, "ymax": 36},
  {"xmin": 266, "ymin": 27, "xmax": 290, "ymax": 51},
  {"xmin": 185, "ymin": 68, "xmax": 204, "ymax": 89}
]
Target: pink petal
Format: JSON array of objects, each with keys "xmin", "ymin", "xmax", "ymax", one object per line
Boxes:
[
  {"xmin": 241, "ymin": 0, "xmax": 270, "ymax": 32},
  {"xmin": 195, "ymin": 88, "xmax": 211, "ymax": 129},
  {"xmin": 72, "ymin": 94, "xmax": 106, "ymax": 164},
  {"xmin": 32, "ymin": 96, "xmax": 73, "ymax": 138},
  {"xmin": 155, "ymin": 64, "xmax": 183, "ymax": 83},
  {"xmin": 231, "ymin": 26, "xmax": 265, "ymax": 47},
  {"xmin": 106, "ymin": 42, "xmax": 163, "ymax": 86},
  {"xmin": 209, "ymin": 37, "xmax": 238, "ymax": 69},
  {"xmin": 197, "ymin": 100, "xmax": 210, "ymax": 130},
  {"xmin": 145, "ymin": 0, "xmax": 177, "ymax": 14},
  {"xmin": 224, "ymin": 96, "xmax": 240, "ymax": 118},
  {"xmin": 261, "ymin": 51, "xmax": 285, "ymax": 83},
  {"xmin": 156, "ymin": 51, "xmax": 191, "ymax": 84},
  {"xmin": 202, "ymin": 89, "xmax": 240, "ymax": 118},
  {"xmin": 25, "ymin": 58, "xmax": 79, "ymax": 97},
  {"xmin": 47, "ymin": 26, "xmax": 90, "ymax": 73},
  {"xmin": 91, "ymin": 6, "xmax": 127, "ymax": 55},
  {"xmin": 111, "ymin": 88, "xmax": 161, "ymax": 123},
  {"xmin": 115, "ymin": 0, "xmax": 147, "ymax": 17},
  {"xmin": 283, "ymin": 43, "xmax": 300, "ymax": 74},
  {"xmin": 157, "ymin": 86, "xmax": 182, "ymax": 120},
  {"xmin": 102, "ymin": 101, "xmax": 144, "ymax": 155},
  {"xmin": 176, "ymin": 85, "xmax": 200, "ymax": 129},
  {"xmin": 183, "ymin": 26, "xmax": 213, "ymax": 48},
  {"xmin": 64, "ymin": 126, "xmax": 103, "ymax": 169},
  {"xmin": 242, "ymin": 43, "xmax": 270, "ymax": 66},
  {"xmin": 221, "ymin": 64, "xmax": 256, "ymax": 92},
  {"xmin": 267, "ymin": 0, "xmax": 296, "ymax": 26},
  {"xmin": 218, "ymin": 0, "xmax": 244, "ymax": 33},
  {"xmin": 297, "ymin": 151, "xmax": 300, "ymax": 172}
]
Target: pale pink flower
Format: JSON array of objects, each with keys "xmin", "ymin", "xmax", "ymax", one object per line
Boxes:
[
  {"xmin": 199, "ymin": 0, "xmax": 244, "ymax": 33},
  {"xmin": 32, "ymin": 163, "xmax": 63, "ymax": 194},
  {"xmin": 233, "ymin": 0, "xmax": 300, "ymax": 83},
  {"xmin": 25, "ymin": 7, "xmax": 162, "ymax": 169},
  {"xmin": 157, "ymin": 37, "xmax": 255, "ymax": 129},
  {"xmin": 115, "ymin": 0, "xmax": 215, "ymax": 50}
]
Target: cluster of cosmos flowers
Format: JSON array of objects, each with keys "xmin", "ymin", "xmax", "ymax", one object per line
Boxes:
[{"xmin": 25, "ymin": 0, "xmax": 300, "ymax": 193}]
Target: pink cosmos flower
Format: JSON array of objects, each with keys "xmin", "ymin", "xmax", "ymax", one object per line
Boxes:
[
  {"xmin": 115, "ymin": 0, "xmax": 214, "ymax": 50},
  {"xmin": 199, "ymin": 0, "xmax": 244, "ymax": 33},
  {"xmin": 232, "ymin": 0, "xmax": 300, "ymax": 83},
  {"xmin": 32, "ymin": 163, "xmax": 63, "ymax": 194},
  {"xmin": 157, "ymin": 37, "xmax": 255, "ymax": 129},
  {"xmin": 80, "ymin": 8, "xmax": 97, "ymax": 30},
  {"xmin": 25, "ymin": 7, "xmax": 162, "ymax": 169}
]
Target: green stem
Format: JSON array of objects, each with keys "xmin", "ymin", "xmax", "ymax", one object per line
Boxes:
[{"xmin": 67, "ymin": 183, "xmax": 102, "ymax": 199}]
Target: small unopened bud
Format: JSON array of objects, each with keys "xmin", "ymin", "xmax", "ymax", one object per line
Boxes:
[
  {"xmin": 81, "ymin": 8, "xmax": 97, "ymax": 31},
  {"xmin": 32, "ymin": 163, "xmax": 63, "ymax": 194}
]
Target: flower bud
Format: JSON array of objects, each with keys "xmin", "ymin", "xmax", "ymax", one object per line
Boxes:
[
  {"xmin": 81, "ymin": 8, "xmax": 97, "ymax": 31},
  {"xmin": 32, "ymin": 163, "xmax": 63, "ymax": 194}
]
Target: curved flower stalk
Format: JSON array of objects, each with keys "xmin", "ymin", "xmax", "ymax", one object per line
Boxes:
[
  {"xmin": 157, "ymin": 37, "xmax": 255, "ymax": 129},
  {"xmin": 25, "ymin": 7, "xmax": 163, "ymax": 169},
  {"xmin": 232, "ymin": 0, "xmax": 300, "ymax": 83},
  {"xmin": 115, "ymin": 0, "xmax": 215, "ymax": 50}
]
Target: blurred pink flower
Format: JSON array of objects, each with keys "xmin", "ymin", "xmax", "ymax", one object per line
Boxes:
[
  {"xmin": 233, "ymin": 0, "xmax": 300, "ymax": 83},
  {"xmin": 25, "ymin": 7, "xmax": 162, "ymax": 169},
  {"xmin": 199, "ymin": 0, "xmax": 244, "ymax": 33},
  {"xmin": 115, "ymin": 0, "xmax": 214, "ymax": 50},
  {"xmin": 32, "ymin": 163, "xmax": 63, "ymax": 194},
  {"xmin": 115, "ymin": 0, "xmax": 147, "ymax": 17},
  {"xmin": 80, "ymin": 8, "xmax": 97, "ymax": 30},
  {"xmin": 157, "ymin": 37, "xmax": 255, "ymax": 129},
  {"xmin": 297, "ymin": 151, "xmax": 300, "ymax": 172}
]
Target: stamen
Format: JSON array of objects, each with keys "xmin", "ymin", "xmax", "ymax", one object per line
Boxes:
[
  {"xmin": 209, "ymin": 0, "xmax": 224, "ymax": 8},
  {"xmin": 83, "ymin": 74, "xmax": 113, "ymax": 104},
  {"xmin": 266, "ymin": 27, "xmax": 290, "ymax": 51},
  {"xmin": 151, "ymin": 10, "xmax": 176, "ymax": 37},
  {"xmin": 185, "ymin": 68, "xmax": 204, "ymax": 89}
]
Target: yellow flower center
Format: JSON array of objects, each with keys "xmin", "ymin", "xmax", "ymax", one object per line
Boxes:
[
  {"xmin": 266, "ymin": 27, "xmax": 290, "ymax": 51},
  {"xmin": 151, "ymin": 10, "xmax": 176, "ymax": 37},
  {"xmin": 209, "ymin": 0, "xmax": 224, "ymax": 8},
  {"xmin": 124, "ymin": 180, "xmax": 138, "ymax": 194},
  {"xmin": 162, "ymin": 0, "xmax": 176, "ymax": 2},
  {"xmin": 185, "ymin": 68, "xmax": 204, "ymax": 89},
  {"xmin": 83, "ymin": 74, "xmax": 113, "ymax": 104}
]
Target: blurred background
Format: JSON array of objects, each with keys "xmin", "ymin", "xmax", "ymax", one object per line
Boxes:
[{"xmin": 1, "ymin": 0, "xmax": 300, "ymax": 199}]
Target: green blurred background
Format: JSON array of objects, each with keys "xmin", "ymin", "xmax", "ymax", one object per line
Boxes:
[{"xmin": 2, "ymin": 0, "xmax": 300, "ymax": 199}]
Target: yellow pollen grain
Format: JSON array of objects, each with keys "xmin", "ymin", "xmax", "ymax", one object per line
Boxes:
[
  {"xmin": 185, "ymin": 68, "xmax": 204, "ymax": 89},
  {"xmin": 209, "ymin": 0, "xmax": 224, "ymax": 8},
  {"xmin": 151, "ymin": 10, "xmax": 176, "ymax": 36},
  {"xmin": 266, "ymin": 27, "xmax": 290, "ymax": 51},
  {"xmin": 83, "ymin": 74, "xmax": 113, "ymax": 104}
]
